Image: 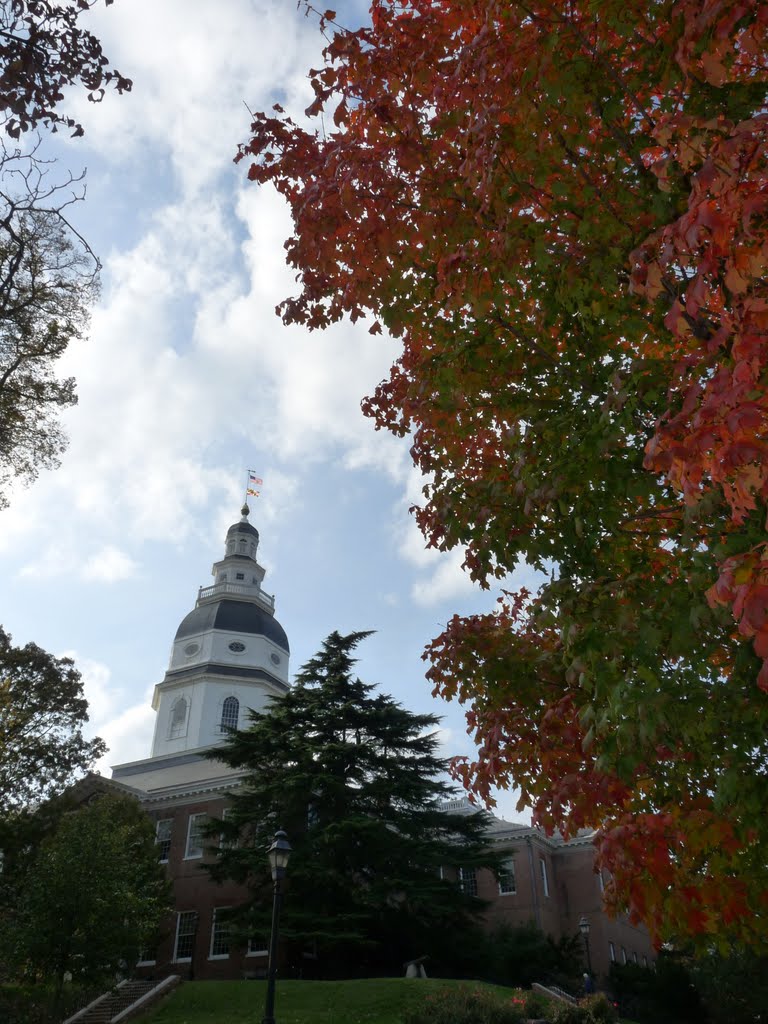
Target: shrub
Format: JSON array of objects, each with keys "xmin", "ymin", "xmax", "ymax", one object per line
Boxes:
[
  {"xmin": 481, "ymin": 923, "xmax": 583, "ymax": 989},
  {"xmin": 403, "ymin": 983, "xmax": 527, "ymax": 1024},
  {"xmin": 525, "ymin": 989, "xmax": 550, "ymax": 1019},
  {"xmin": 549, "ymin": 1002, "xmax": 590, "ymax": 1024},
  {"xmin": 581, "ymin": 992, "xmax": 618, "ymax": 1022}
]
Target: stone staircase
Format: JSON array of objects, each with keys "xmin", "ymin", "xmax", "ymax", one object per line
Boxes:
[{"xmin": 63, "ymin": 976, "xmax": 180, "ymax": 1024}]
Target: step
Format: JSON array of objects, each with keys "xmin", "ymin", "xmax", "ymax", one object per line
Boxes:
[{"xmin": 63, "ymin": 976, "xmax": 180, "ymax": 1024}]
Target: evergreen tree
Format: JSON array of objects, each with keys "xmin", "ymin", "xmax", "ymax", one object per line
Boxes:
[{"xmin": 209, "ymin": 630, "xmax": 501, "ymax": 977}]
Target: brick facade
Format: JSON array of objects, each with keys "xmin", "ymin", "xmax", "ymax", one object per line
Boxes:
[{"xmin": 130, "ymin": 788, "xmax": 655, "ymax": 984}]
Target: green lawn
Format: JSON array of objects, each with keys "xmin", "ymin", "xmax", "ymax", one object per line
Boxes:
[{"xmin": 142, "ymin": 978, "xmax": 518, "ymax": 1024}]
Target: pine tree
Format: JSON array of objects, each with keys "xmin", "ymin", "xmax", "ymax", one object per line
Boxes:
[{"xmin": 209, "ymin": 631, "xmax": 501, "ymax": 977}]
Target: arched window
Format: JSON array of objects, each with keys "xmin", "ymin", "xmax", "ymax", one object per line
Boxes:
[
  {"xmin": 221, "ymin": 696, "xmax": 239, "ymax": 732},
  {"xmin": 239, "ymin": 538, "xmax": 247, "ymax": 552},
  {"xmin": 169, "ymin": 697, "xmax": 188, "ymax": 739}
]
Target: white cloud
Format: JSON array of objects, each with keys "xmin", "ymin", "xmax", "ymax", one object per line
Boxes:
[
  {"xmin": 82, "ymin": 545, "xmax": 139, "ymax": 583},
  {"xmin": 62, "ymin": 0, "xmax": 325, "ymax": 197},
  {"xmin": 411, "ymin": 548, "xmax": 477, "ymax": 608},
  {"xmin": 66, "ymin": 650, "xmax": 156, "ymax": 772},
  {"xmin": 394, "ymin": 492, "xmax": 479, "ymax": 607},
  {"xmin": 93, "ymin": 702, "xmax": 157, "ymax": 775}
]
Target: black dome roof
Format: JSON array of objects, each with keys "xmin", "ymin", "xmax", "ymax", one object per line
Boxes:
[
  {"xmin": 227, "ymin": 520, "xmax": 259, "ymax": 539},
  {"xmin": 175, "ymin": 599, "xmax": 289, "ymax": 652}
]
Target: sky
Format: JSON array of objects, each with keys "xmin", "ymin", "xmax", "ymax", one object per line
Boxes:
[{"xmin": 0, "ymin": 0, "xmax": 538, "ymax": 822}]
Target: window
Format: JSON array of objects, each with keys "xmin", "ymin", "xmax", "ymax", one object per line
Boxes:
[
  {"xmin": 621, "ymin": 947, "xmax": 627, "ymax": 964},
  {"xmin": 539, "ymin": 857, "xmax": 550, "ymax": 898},
  {"xmin": 209, "ymin": 909, "xmax": 231, "ymax": 959},
  {"xmin": 609, "ymin": 942, "xmax": 616, "ymax": 962},
  {"xmin": 642, "ymin": 955, "xmax": 648, "ymax": 968},
  {"xmin": 220, "ymin": 807, "xmax": 236, "ymax": 849},
  {"xmin": 155, "ymin": 819, "xmax": 172, "ymax": 862},
  {"xmin": 247, "ymin": 935, "xmax": 268, "ymax": 957},
  {"xmin": 458, "ymin": 866, "xmax": 477, "ymax": 896},
  {"xmin": 597, "ymin": 870, "xmax": 605, "ymax": 893},
  {"xmin": 498, "ymin": 858, "xmax": 517, "ymax": 895},
  {"xmin": 185, "ymin": 813, "xmax": 208, "ymax": 859},
  {"xmin": 633, "ymin": 952, "xmax": 638, "ymax": 964},
  {"xmin": 169, "ymin": 696, "xmax": 188, "ymax": 739},
  {"xmin": 235, "ymin": 572, "xmax": 245, "ymax": 580},
  {"xmin": 174, "ymin": 911, "xmax": 198, "ymax": 962},
  {"xmin": 220, "ymin": 696, "xmax": 239, "ymax": 732}
]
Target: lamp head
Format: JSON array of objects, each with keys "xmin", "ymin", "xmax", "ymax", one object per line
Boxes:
[
  {"xmin": 267, "ymin": 829, "xmax": 292, "ymax": 881},
  {"xmin": 578, "ymin": 915, "xmax": 590, "ymax": 937}
]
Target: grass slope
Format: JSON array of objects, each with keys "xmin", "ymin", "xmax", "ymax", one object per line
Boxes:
[{"xmin": 142, "ymin": 978, "xmax": 517, "ymax": 1024}]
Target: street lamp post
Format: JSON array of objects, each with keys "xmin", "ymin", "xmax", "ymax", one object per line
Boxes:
[
  {"xmin": 578, "ymin": 915, "xmax": 593, "ymax": 977},
  {"xmin": 262, "ymin": 830, "xmax": 292, "ymax": 1024}
]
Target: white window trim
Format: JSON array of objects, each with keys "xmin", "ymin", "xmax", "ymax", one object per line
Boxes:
[
  {"xmin": 247, "ymin": 937, "xmax": 268, "ymax": 957},
  {"xmin": 168, "ymin": 695, "xmax": 190, "ymax": 740},
  {"xmin": 136, "ymin": 957, "xmax": 157, "ymax": 966},
  {"xmin": 539, "ymin": 856, "xmax": 550, "ymax": 898},
  {"xmin": 173, "ymin": 911, "xmax": 197, "ymax": 963},
  {"xmin": 498, "ymin": 858, "xmax": 517, "ymax": 895},
  {"xmin": 219, "ymin": 695, "xmax": 240, "ymax": 733},
  {"xmin": 155, "ymin": 818, "xmax": 172, "ymax": 863},
  {"xmin": 209, "ymin": 908, "xmax": 231, "ymax": 960},
  {"xmin": 185, "ymin": 813, "xmax": 207, "ymax": 860},
  {"xmin": 609, "ymin": 941, "xmax": 616, "ymax": 962},
  {"xmin": 220, "ymin": 807, "xmax": 235, "ymax": 849},
  {"xmin": 458, "ymin": 866, "xmax": 478, "ymax": 896}
]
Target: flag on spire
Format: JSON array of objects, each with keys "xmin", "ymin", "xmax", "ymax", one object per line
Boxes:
[{"xmin": 246, "ymin": 470, "xmax": 262, "ymax": 499}]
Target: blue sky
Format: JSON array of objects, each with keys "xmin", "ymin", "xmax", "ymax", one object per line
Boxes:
[{"xmin": 0, "ymin": 0, "xmax": 537, "ymax": 821}]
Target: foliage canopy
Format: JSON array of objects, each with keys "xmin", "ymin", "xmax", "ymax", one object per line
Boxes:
[
  {"xmin": 0, "ymin": 626, "xmax": 105, "ymax": 811},
  {"xmin": 0, "ymin": 0, "xmax": 131, "ymax": 139},
  {"xmin": 0, "ymin": 1, "xmax": 128, "ymax": 506},
  {"xmin": 237, "ymin": 1, "xmax": 768, "ymax": 947},
  {"xmin": 1, "ymin": 792, "xmax": 168, "ymax": 1006}
]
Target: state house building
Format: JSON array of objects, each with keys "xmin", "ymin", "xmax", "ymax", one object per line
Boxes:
[{"xmin": 98, "ymin": 505, "xmax": 653, "ymax": 981}]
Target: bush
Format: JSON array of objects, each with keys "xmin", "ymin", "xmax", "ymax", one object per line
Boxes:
[
  {"xmin": 525, "ymin": 989, "xmax": 550, "ymax": 1019},
  {"xmin": 481, "ymin": 922, "xmax": 583, "ymax": 989},
  {"xmin": 403, "ymin": 983, "xmax": 527, "ymax": 1024},
  {"xmin": 581, "ymin": 992, "xmax": 618, "ymax": 1022},
  {"xmin": 609, "ymin": 955, "xmax": 702, "ymax": 1023},
  {"xmin": 549, "ymin": 1002, "xmax": 590, "ymax": 1024}
]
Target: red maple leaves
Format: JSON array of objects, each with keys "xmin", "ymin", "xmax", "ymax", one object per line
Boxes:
[{"xmin": 238, "ymin": 0, "xmax": 768, "ymax": 948}]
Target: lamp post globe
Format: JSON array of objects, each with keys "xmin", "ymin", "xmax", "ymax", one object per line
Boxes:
[{"xmin": 267, "ymin": 829, "xmax": 292, "ymax": 880}]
